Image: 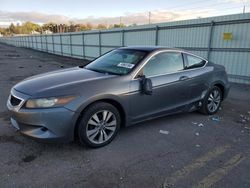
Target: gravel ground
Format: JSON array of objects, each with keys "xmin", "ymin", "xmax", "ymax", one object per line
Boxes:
[{"xmin": 0, "ymin": 43, "xmax": 249, "ymax": 188}]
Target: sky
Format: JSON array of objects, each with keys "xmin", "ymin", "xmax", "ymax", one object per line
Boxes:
[{"xmin": 0, "ymin": 0, "xmax": 250, "ymax": 27}]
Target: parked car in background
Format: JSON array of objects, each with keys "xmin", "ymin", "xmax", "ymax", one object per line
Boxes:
[{"xmin": 7, "ymin": 46, "xmax": 230, "ymax": 147}]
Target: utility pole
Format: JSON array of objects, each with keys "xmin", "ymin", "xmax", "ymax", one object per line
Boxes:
[
  {"xmin": 148, "ymin": 11, "xmax": 151, "ymax": 24},
  {"xmin": 242, "ymin": 0, "xmax": 246, "ymax": 14}
]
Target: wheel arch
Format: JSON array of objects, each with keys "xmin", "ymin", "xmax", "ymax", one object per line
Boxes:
[
  {"xmin": 74, "ymin": 97, "xmax": 127, "ymax": 140},
  {"xmin": 212, "ymin": 81, "xmax": 225, "ymax": 100}
]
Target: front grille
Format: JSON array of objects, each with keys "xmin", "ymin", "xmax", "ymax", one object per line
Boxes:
[{"xmin": 10, "ymin": 95, "xmax": 22, "ymax": 106}]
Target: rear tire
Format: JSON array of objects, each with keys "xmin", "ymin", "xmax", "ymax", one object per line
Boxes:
[
  {"xmin": 77, "ymin": 102, "xmax": 121, "ymax": 148},
  {"xmin": 199, "ymin": 86, "xmax": 222, "ymax": 115}
]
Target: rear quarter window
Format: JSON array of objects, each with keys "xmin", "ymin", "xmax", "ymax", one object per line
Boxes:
[{"xmin": 185, "ymin": 54, "xmax": 207, "ymax": 69}]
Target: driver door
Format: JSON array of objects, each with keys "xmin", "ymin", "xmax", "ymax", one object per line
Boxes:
[{"xmin": 129, "ymin": 51, "xmax": 191, "ymax": 123}]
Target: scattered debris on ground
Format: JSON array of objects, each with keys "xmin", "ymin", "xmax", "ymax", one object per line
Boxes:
[
  {"xmin": 211, "ymin": 116, "xmax": 220, "ymax": 122},
  {"xmin": 237, "ymin": 114, "xmax": 249, "ymax": 124},
  {"xmin": 192, "ymin": 122, "xmax": 204, "ymax": 127},
  {"xmin": 5, "ymin": 54, "xmax": 20, "ymax": 58},
  {"xmin": 159, "ymin": 130, "xmax": 170, "ymax": 135},
  {"xmin": 198, "ymin": 123, "xmax": 204, "ymax": 127}
]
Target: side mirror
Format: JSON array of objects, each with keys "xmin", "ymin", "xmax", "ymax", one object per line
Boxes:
[{"xmin": 140, "ymin": 75, "xmax": 153, "ymax": 95}]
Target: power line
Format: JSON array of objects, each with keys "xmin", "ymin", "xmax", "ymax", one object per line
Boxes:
[
  {"xmin": 166, "ymin": 1, "xmax": 249, "ymax": 12},
  {"xmin": 157, "ymin": 0, "xmax": 249, "ymax": 11},
  {"xmin": 145, "ymin": 1, "xmax": 249, "ymax": 24},
  {"xmin": 147, "ymin": 5, "xmax": 247, "ymax": 24},
  {"xmin": 161, "ymin": 0, "xmax": 219, "ymax": 10}
]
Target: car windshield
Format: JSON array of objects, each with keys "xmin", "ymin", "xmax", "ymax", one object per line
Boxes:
[{"xmin": 85, "ymin": 49, "xmax": 147, "ymax": 75}]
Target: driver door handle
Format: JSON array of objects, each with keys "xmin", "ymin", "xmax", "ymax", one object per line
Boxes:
[{"xmin": 179, "ymin": 76, "xmax": 190, "ymax": 81}]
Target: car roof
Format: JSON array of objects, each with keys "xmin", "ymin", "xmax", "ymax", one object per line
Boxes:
[
  {"xmin": 118, "ymin": 46, "xmax": 184, "ymax": 53},
  {"xmin": 117, "ymin": 46, "xmax": 208, "ymax": 61}
]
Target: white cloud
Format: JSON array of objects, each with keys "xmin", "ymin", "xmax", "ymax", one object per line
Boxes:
[
  {"xmin": 221, "ymin": 0, "xmax": 250, "ymax": 3},
  {"xmin": 0, "ymin": 9, "xmax": 216, "ymax": 27},
  {"xmin": 0, "ymin": 10, "xmax": 70, "ymax": 27},
  {"xmin": 73, "ymin": 9, "xmax": 215, "ymax": 25}
]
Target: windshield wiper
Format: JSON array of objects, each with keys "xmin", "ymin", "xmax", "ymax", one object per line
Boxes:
[{"xmin": 85, "ymin": 67, "xmax": 122, "ymax": 76}]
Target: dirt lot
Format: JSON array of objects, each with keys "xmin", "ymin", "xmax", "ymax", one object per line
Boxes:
[{"xmin": 0, "ymin": 43, "xmax": 249, "ymax": 188}]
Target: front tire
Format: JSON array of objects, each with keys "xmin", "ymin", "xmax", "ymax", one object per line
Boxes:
[
  {"xmin": 199, "ymin": 86, "xmax": 222, "ymax": 115},
  {"xmin": 78, "ymin": 102, "xmax": 121, "ymax": 148}
]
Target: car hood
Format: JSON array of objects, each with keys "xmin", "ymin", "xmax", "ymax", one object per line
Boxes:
[{"xmin": 14, "ymin": 67, "xmax": 115, "ymax": 97}]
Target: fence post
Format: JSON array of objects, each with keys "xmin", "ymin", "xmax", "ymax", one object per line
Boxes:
[
  {"xmin": 35, "ymin": 36, "xmax": 38, "ymax": 49},
  {"xmin": 98, "ymin": 31, "xmax": 102, "ymax": 56},
  {"xmin": 27, "ymin": 36, "xmax": 29, "ymax": 48},
  {"xmin": 31, "ymin": 36, "xmax": 34, "ymax": 49},
  {"xmin": 52, "ymin": 34, "xmax": 55, "ymax": 53},
  {"xmin": 40, "ymin": 35, "xmax": 42, "ymax": 50},
  {"xmin": 28, "ymin": 36, "xmax": 30, "ymax": 48},
  {"xmin": 207, "ymin": 21, "xmax": 215, "ymax": 61},
  {"xmin": 45, "ymin": 35, "xmax": 48, "ymax": 52},
  {"xmin": 121, "ymin": 29, "xmax": 125, "ymax": 47},
  {"xmin": 69, "ymin": 33, "xmax": 73, "ymax": 56},
  {"xmin": 60, "ymin": 34, "xmax": 63, "ymax": 55},
  {"xmin": 155, "ymin": 26, "xmax": 159, "ymax": 46},
  {"xmin": 30, "ymin": 36, "xmax": 32, "ymax": 48},
  {"xmin": 82, "ymin": 32, "xmax": 85, "ymax": 59}
]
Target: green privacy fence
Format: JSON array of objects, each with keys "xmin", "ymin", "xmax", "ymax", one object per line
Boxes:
[{"xmin": 1, "ymin": 13, "xmax": 250, "ymax": 84}]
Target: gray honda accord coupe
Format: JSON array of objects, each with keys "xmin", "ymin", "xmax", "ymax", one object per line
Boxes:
[{"xmin": 7, "ymin": 46, "xmax": 230, "ymax": 147}]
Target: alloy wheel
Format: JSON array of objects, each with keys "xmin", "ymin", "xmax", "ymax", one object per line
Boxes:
[
  {"xmin": 207, "ymin": 89, "xmax": 221, "ymax": 113},
  {"xmin": 86, "ymin": 110, "xmax": 117, "ymax": 144}
]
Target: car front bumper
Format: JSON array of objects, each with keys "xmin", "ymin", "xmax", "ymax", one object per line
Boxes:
[{"xmin": 7, "ymin": 89, "xmax": 78, "ymax": 143}]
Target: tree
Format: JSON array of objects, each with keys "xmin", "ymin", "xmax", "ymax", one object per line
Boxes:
[
  {"xmin": 9, "ymin": 23, "xmax": 15, "ymax": 33},
  {"xmin": 42, "ymin": 22, "xmax": 57, "ymax": 32},
  {"xmin": 0, "ymin": 28, "xmax": 8, "ymax": 36},
  {"xmin": 97, "ymin": 24, "xmax": 107, "ymax": 29},
  {"xmin": 113, "ymin": 23, "xmax": 126, "ymax": 28},
  {"xmin": 86, "ymin": 23, "xmax": 93, "ymax": 30},
  {"xmin": 22, "ymin": 22, "xmax": 40, "ymax": 33},
  {"xmin": 79, "ymin": 24, "xmax": 88, "ymax": 31}
]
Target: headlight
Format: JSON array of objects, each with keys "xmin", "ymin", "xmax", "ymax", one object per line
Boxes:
[{"xmin": 25, "ymin": 96, "xmax": 76, "ymax": 108}]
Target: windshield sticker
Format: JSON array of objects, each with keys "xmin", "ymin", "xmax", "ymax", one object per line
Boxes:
[{"xmin": 117, "ymin": 62, "xmax": 135, "ymax": 69}]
